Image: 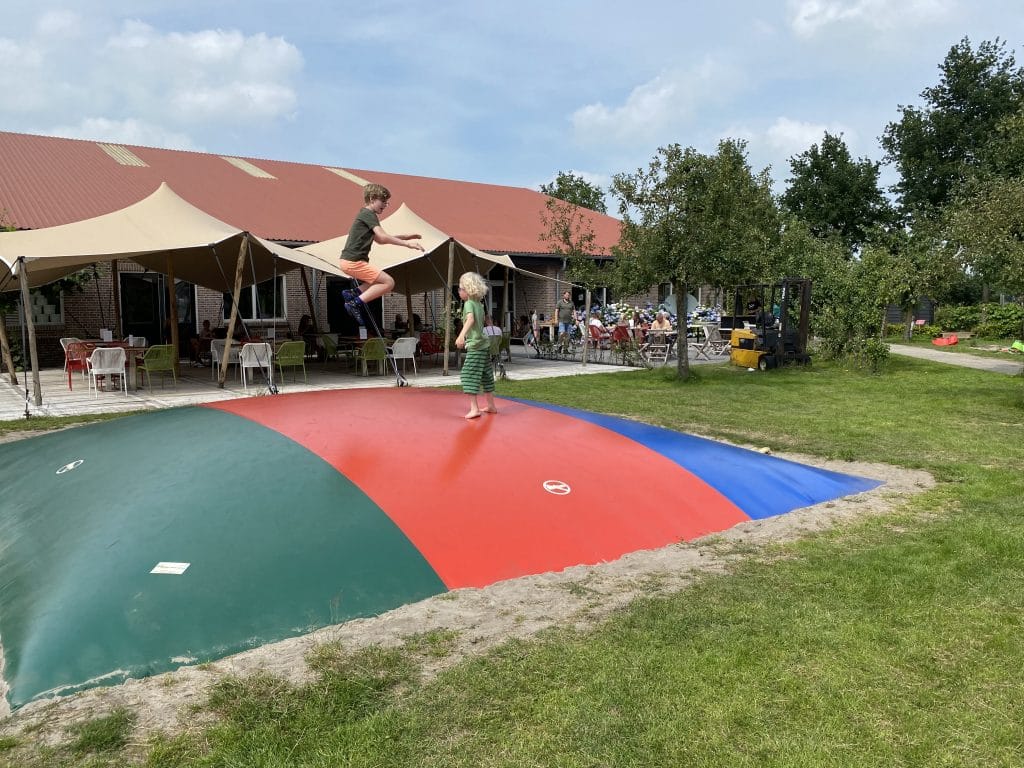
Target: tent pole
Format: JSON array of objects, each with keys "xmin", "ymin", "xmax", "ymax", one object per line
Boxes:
[
  {"xmin": 111, "ymin": 260, "xmax": 123, "ymax": 338},
  {"xmin": 18, "ymin": 259, "xmax": 42, "ymax": 406},
  {"xmin": 220, "ymin": 235, "xmax": 248, "ymax": 388},
  {"xmin": 442, "ymin": 240, "xmax": 454, "ymax": 376},
  {"xmin": 166, "ymin": 253, "xmax": 180, "ymax": 377}
]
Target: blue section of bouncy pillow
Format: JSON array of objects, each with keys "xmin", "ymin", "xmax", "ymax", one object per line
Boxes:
[{"xmin": 514, "ymin": 399, "xmax": 881, "ymax": 520}]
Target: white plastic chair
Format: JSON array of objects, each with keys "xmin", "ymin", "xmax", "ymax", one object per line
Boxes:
[
  {"xmin": 388, "ymin": 336, "xmax": 418, "ymax": 376},
  {"xmin": 239, "ymin": 342, "xmax": 273, "ymax": 391},
  {"xmin": 86, "ymin": 346, "xmax": 127, "ymax": 397},
  {"xmin": 210, "ymin": 339, "xmax": 240, "ymax": 380}
]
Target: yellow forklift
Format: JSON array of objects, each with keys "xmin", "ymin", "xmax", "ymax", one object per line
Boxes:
[{"xmin": 729, "ymin": 278, "xmax": 812, "ymax": 370}]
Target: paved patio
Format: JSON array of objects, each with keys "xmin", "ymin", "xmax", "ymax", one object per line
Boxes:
[{"xmin": 1, "ymin": 348, "xmax": 715, "ymax": 421}]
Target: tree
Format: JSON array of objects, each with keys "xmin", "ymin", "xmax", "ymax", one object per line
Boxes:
[
  {"xmin": 881, "ymin": 37, "xmax": 1024, "ymax": 218},
  {"xmin": 780, "ymin": 132, "xmax": 892, "ymax": 252},
  {"xmin": 610, "ymin": 140, "xmax": 780, "ymax": 379},
  {"xmin": 540, "ymin": 171, "xmax": 607, "ymax": 213}
]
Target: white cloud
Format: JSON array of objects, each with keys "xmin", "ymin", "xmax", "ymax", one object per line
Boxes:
[
  {"xmin": 44, "ymin": 117, "xmax": 198, "ymax": 150},
  {"xmin": 571, "ymin": 57, "xmax": 743, "ymax": 148},
  {"xmin": 102, "ymin": 21, "xmax": 302, "ymax": 123},
  {"xmin": 788, "ymin": 0, "xmax": 955, "ymax": 38},
  {"xmin": 0, "ymin": 13, "xmax": 302, "ymax": 146},
  {"xmin": 764, "ymin": 116, "xmax": 850, "ymax": 156}
]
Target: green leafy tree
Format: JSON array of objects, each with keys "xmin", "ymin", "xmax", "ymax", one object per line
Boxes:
[
  {"xmin": 945, "ymin": 177, "xmax": 1024, "ymax": 336},
  {"xmin": 881, "ymin": 37, "xmax": 1024, "ymax": 218},
  {"xmin": 610, "ymin": 140, "xmax": 780, "ymax": 379},
  {"xmin": 540, "ymin": 171, "xmax": 607, "ymax": 213},
  {"xmin": 780, "ymin": 132, "xmax": 892, "ymax": 252}
]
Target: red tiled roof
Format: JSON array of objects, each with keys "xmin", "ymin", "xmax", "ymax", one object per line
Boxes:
[{"xmin": 0, "ymin": 131, "xmax": 621, "ymax": 255}]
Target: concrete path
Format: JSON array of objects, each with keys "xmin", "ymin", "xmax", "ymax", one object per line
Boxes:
[{"xmin": 888, "ymin": 344, "xmax": 1023, "ymax": 375}]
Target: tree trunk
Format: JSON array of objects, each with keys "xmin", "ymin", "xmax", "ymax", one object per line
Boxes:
[
  {"xmin": 903, "ymin": 307, "xmax": 913, "ymax": 341},
  {"xmin": 674, "ymin": 278, "xmax": 691, "ymax": 380}
]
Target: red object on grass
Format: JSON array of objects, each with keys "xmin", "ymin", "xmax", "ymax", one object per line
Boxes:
[{"xmin": 932, "ymin": 335, "xmax": 958, "ymax": 346}]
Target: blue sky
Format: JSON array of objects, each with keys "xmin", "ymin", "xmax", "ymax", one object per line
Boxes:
[{"xmin": 2, "ymin": 1, "xmax": 1021, "ymax": 199}]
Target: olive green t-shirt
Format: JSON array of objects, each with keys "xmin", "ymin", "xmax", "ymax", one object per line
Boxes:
[
  {"xmin": 556, "ymin": 298, "xmax": 575, "ymax": 323},
  {"xmin": 461, "ymin": 298, "xmax": 489, "ymax": 351},
  {"xmin": 340, "ymin": 207, "xmax": 379, "ymax": 262}
]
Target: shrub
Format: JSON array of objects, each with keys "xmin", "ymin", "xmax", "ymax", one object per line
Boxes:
[
  {"xmin": 912, "ymin": 323, "xmax": 943, "ymax": 338},
  {"xmin": 850, "ymin": 336, "xmax": 890, "ymax": 373},
  {"xmin": 934, "ymin": 304, "xmax": 979, "ymax": 331},
  {"xmin": 976, "ymin": 303, "xmax": 1024, "ymax": 339}
]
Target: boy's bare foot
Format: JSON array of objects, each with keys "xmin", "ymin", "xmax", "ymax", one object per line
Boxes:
[
  {"xmin": 465, "ymin": 410, "xmax": 482, "ymax": 419},
  {"xmin": 484, "ymin": 407, "xmax": 498, "ymax": 414}
]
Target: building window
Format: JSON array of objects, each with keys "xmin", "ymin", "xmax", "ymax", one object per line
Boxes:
[{"xmin": 223, "ymin": 277, "xmax": 286, "ymax": 321}]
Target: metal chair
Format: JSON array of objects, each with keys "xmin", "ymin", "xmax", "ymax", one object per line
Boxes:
[
  {"xmin": 274, "ymin": 340, "xmax": 307, "ymax": 384},
  {"xmin": 210, "ymin": 339, "xmax": 240, "ymax": 381},
  {"xmin": 640, "ymin": 331, "xmax": 670, "ymax": 367},
  {"xmin": 86, "ymin": 346, "xmax": 127, "ymax": 396},
  {"xmin": 388, "ymin": 336, "xmax": 418, "ymax": 376},
  {"xmin": 239, "ymin": 342, "xmax": 273, "ymax": 391},
  {"xmin": 137, "ymin": 344, "xmax": 177, "ymax": 390}
]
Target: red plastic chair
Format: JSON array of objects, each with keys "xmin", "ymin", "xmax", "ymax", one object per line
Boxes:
[
  {"xmin": 65, "ymin": 342, "xmax": 92, "ymax": 390},
  {"xmin": 418, "ymin": 331, "xmax": 444, "ymax": 364}
]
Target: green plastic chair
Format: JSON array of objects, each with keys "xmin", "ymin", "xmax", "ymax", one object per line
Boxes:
[
  {"xmin": 356, "ymin": 337, "xmax": 388, "ymax": 376},
  {"xmin": 136, "ymin": 344, "xmax": 177, "ymax": 390},
  {"xmin": 275, "ymin": 340, "xmax": 307, "ymax": 384}
]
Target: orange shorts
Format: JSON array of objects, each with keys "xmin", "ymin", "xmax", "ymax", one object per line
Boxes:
[{"xmin": 339, "ymin": 259, "xmax": 382, "ymax": 284}]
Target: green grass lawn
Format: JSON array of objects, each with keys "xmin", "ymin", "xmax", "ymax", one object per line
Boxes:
[{"xmin": 3, "ymin": 357, "xmax": 1023, "ymax": 767}]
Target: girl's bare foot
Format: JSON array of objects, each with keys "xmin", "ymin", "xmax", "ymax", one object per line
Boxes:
[
  {"xmin": 484, "ymin": 407, "xmax": 498, "ymax": 414},
  {"xmin": 465, "ymin": 410, "xmax": 482, "ymax": 419}
]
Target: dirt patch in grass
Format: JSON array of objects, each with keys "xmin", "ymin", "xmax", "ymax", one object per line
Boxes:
[{"xmin": 0, "ymin": 444, "xmax": 933, "ymax": 753}]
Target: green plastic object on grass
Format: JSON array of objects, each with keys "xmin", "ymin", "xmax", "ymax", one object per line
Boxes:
[{"xmin": 1011, "ymin": 340, "xmax": 1024, "ymax": 353}]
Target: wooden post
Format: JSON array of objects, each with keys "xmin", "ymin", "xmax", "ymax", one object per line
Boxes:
[
  {"xmin": 111, "ymin": 259, "xmax": 122, "ymax": 338},
  {"xmin": 404, "ymin": 274, "xmax": 413, "ymax": 338},
  {"xmin": 502, "ymin": 267, "xmax": 510, "ymax": 333},
  {"xmin": 582, "ymin": 289, "xmax": 591, "ymax": 366},
  {"xmin": 17, "ymin": 260, "xmax": 42, "ymax": 406},
  {"xmin": 220, "ymin": 235, "xmax": 248, "ymax": 387},
  {"xmin": 442, "ymin": 240, "xmax": 455, "ymax": 376},
  {"xmin": 299, "ymin": 267, "xmax": 318, "ymax": 328},
  {"xmin": 166, "ymin": 253, "xmax": 180, "ymax": 377}
]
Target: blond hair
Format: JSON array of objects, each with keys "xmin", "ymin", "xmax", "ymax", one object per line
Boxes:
[
  {"xmin": 363, "ymin": 183, "xmax": 391, "ymax": 204},
  {"xmin": 459, "ymin": 272, "xmax": 489, "ymax": 301}
]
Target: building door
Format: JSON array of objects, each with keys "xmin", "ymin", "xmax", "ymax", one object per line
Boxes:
[
  {"xmin": 326, "ymin": 278, "xmax": 382, "ymax": 335},
  {"xmin": 120, "ymin": 273, "xmax": 164, "ymax": 345}
]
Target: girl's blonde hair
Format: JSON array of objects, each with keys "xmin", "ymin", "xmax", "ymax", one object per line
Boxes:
[{"xmin": 459, "ymin": 272, "xmax": 489, "ymax": 301}]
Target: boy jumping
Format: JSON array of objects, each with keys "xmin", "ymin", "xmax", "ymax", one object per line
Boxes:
[{"xmin": 339, "ymin": 183, "xmax": 424, "ymax": 325}]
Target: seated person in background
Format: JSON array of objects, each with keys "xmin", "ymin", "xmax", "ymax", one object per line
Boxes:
[
  {"xmin": 588, "ymin": 310, "xmax": 611, "ymax": 339},
  {"xmin": 483, "ymin": 314, "xmax": 503, "ymax": 337},
  {"xmin": 650, "ymin": 311, "xmax": 673, "ymax": 331},
  {"xmin": 411, "ymin": 313, "xmax": 424, "ymax": 331},
  {"xmin": 394, "ymin": 313, "xmax": 408, "ymax": 332},
  {"xmin": 297, "ymin": 314, "xmax": 323, "ymax": 360},
  {"xmin": 190, "ymin": 319, "xmax": 214, "ymax": 366},
  {"xmin": 512, "ymin": 315, "xmax": 529, "ymax": 338}
]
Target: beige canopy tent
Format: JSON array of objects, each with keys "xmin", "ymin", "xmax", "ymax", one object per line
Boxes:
[
  {"xmin": 303, "ymin": 203, "xmax": 516, "ymax": 296},
  {"xmin": 0, "ymin": 182, "xmax": 344, "ymax": 291},
  {"xmin": 303, "ymin": 203, "xmax": 519, "ymax": 374},
  {"xmin": 0, "ymin": 183, "xmax": 348, "ymax": 402}
]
